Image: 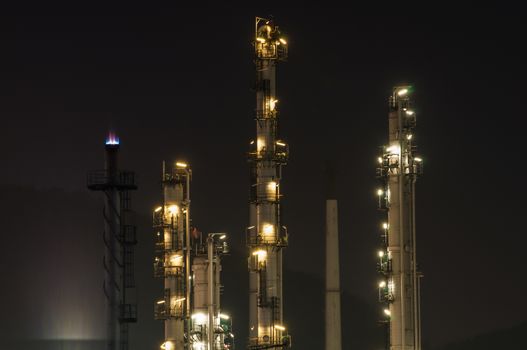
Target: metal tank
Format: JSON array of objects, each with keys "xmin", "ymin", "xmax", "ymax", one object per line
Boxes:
[
  {"xmin": 376, "ymin": 87, "xmax": 423, "ymax": 350},
  {"xmin": 247, "ymin": 16, "xmax": 291, "ymax": 349}
]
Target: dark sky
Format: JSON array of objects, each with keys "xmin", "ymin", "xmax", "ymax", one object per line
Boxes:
[{"xmin": 1, "ymin": 5, "xmax": 527, "ymax": 350}]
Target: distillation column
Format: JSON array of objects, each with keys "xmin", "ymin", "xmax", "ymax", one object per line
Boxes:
[
  {"xmin": 87, "ymin": 133, "xmax": 138, "ymax": 350},
  {"xmin": 153, "ymin": 162, "xmax": 191, "ymax": 350},
  {"xmin": 376, "ymin": 87, "xmax": 423, "ymax": 350},
  {"xmin": 247, "ymin": 17, "xmax": 291, "ymax": 349}
]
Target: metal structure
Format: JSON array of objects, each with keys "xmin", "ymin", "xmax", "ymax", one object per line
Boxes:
[
  {"xmin": 376, "ymin": 87, "xmax": 423, "ymax": 350},
  {"xmin": 154, "ymin": 162, "xmax": 234, "ymax": 350},
  {"xmin": 325, "ymin": 193, "xmax": 342, "ymax": 350},
  {"xmin": 247, "ymin": 16, "xmax": 291, "ymax": 350},
  {"xmin": 87, "ymin": 133, "xmax": 138, "ymax": 350}
]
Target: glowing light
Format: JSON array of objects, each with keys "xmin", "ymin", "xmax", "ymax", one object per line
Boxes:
[
  {"xmin": 270, "ymin": 99, "xmax": 278, "ymax": 111},
  {"xmin": 267, "ymin": 181, "xmax": 277, "ymax": 197},
  {"xmin": 377, "ymin": 189, "xmax": 383, "ymax": 196},
  {"xmin": 219, "ymin": 234, "xmax": 227, "ymax": 240},
  {"xmin": 252, "ymin": 250, "xmax": 267, "ymax": 259},
  {"xmin": 414, "ymin": 157, "xmax": 423, "ymax": 162},
  {"xmin": 276, "ymin": 141, "xmax": 286, "ymax": 146},
  {"xmin": 176, "ymin": 162, "xmax": 188, "ymax": 168},
  {"xmin": 169, "ymin": 254, "xmax": 183, "ymax": 266},
  {"xmin": 279, "ymin": 38, "xmax": 287, "ymax": 45},
  {"xmin": 105, "ymin": 132, "xmax": 120, "ymax": 145},
  {"xmin": 262, "ymin": 224, "xmax": 275, "ymax": 236},
  {"xmin": 167, "ymin": 205, "xmax": 179, "ymax": 216},
  {"xmin": 174, "ymin": 297, "xmax": 186, "ymax": 303},
  {"xmin": 397, "ymin": 88, "xmax": 408, "ymax": 96},
  {"xmin": 274, "ymin": 325, "xmax": 286, "ymax": 331},
  {"xmin": 386, "ymin": 144, "xmax": 401, "ymax": 155},
  {"xmin": 407, "ymin": 134, "xmax": 413, "ymax": 140},
  {"xmin": 257, "ymin": 138, "xmax": 266, "ymax": 152},
  {"xmin": 219, "ymin": 313, "xmax": 230, "ymax": 319},
  {"xmin": 379, "ymin": 281, "xmax": 387, "ymax": 288},
  {"xmin": 250, "ymin": 140, "xmax": 255, "ymax": 145},
  {"xmin": 406, "ymin": 110, "xmax": 415, "ymax": 115},
  {"xmin": 378, "ymin": 250, "xmax": 385, "ymax": 258},
  {"xmin": 378, "ymin": 157, "xmax": 383, "ymax": 164},
  {"xmin": 192, "ymin": 313, "xmax": 207, "ymax": 324},
  {"xmin": 384, "ymin": 309, "xmax": 391, "ymax": 316},
  {"xmin": 256, "ymin": 37, "xmax": 266, "ymax": 43},
  {"xmin": 161, "ymin": 341, "xmax": 175, "ymax": 350},
  {"xmin": 382, "ymin": 223, "xmax": 388, "ymax": 230},
  {"xmin": 157, "ymin": 300, "xmax": 165, "ymax": 304},
  {"xmin": 154, "ymin": 206, "xmax": 162, "ymax": 212}
]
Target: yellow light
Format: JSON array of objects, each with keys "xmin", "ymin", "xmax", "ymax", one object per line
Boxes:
[
  {"xmin": 262, "ymin": 224, "xmax": 275, "ymax": 236},
  {"xmin": 379, "ymin": 281, "xmax": 387, "ymax": 288},
  {"xmin": 157, "ymin": 300, "xmax": 165, "ymax": 304},
  {"xmin": 154, "ymin": 206, "xmax": 162, "ymax": 212},
  {"xmin": 169, "ymin": 254, "xmax": 183, "ymax": 265},
  {"xmin": 406, "ymin": 110, "xmax": 414, "ymax": 115},
  {"xmin": 219, "ymin": 234, "xmax": 227, "ymax": 240},
  {"xmin": 378, "ymin": 157, "xmax": 383, "ymax": 164},
  {"xmin": 384, "ymin": 309, "xmax": 391, "ymax": 316},
  {"xmin": 377, "ymin": 189, "xmax": 383, "ymax": 196},
  {"xmin": 167, "ymin": 205, "xmax": 179, "ymax": 216},
  {"xmin": 250, "ymin": 140, "xmax": 255, "ymax": 145},
  {"xmin": 256, "ymin": 37, "xmax": 266, "ymax": 43},
  {"xmin": 270, "ymin": 99, "xmax": 278, "ymax": 111},
  {"xmin": 274, "ymin": 325, "xmax": 286, "ymax": 331},
  {"xmin": 397, "ymin": 88, "xmax": 408, "ymax": 96},
  {"xmin": 414, "ymin": 157, "xmax": 423, "ymax": 162},
  {"xmin": 378, "ymin": 250, "xmax": 385, "ymax": 258},
  {"xmin": 257, "ymin": 138, "xmax": 266, "ymax": 152},
  {"xmin": 161, "ymin": 341, "xmax": 174, "ymax": 350},
  {"xmin": 382, "ymin": 223, "xmax": 388, "ymax": 230},
  {"xmin": 219, "ymin": 313, "xmax": 230, "ymax": 319},
  {"xmin": 407, "ymin": 134, "xmax": 413, "ymax": 140},
  {"xmin": 276, "ymin": 141, "xmax": 286, "ymax": 146},
  {"xmin": 386, "ymin": 145, "xmax": 400, "ymax": 155},
  {"xmin": 252, "ymin": 250, "xmax": 267, "ymax": 259},
  {"xmin": 279, "ymin": 38, "xmax": 287, "ymax": 45},
  {"xmin": 174, "ymin": 297, "xmax": 186, "ymax": 303},
  {"xmin": 176, "ymin": 162, "xmax": 188, "ymax": 168},
  {"xmin": 192, "ymin": 313, "xmax": 207, "ymax": 324}
]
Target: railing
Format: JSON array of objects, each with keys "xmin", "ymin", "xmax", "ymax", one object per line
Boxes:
[
  {"xmin": 119, "ymin": 303, "xmax": 138, "ymax": 323},
  {"xmin": 87, "ymin": 170, "xmax": 137, "ymax": 190}
]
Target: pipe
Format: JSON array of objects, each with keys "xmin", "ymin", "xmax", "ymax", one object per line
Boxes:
[{"xmin": 208, "ymin": 235, "xmax": 215, "ymax": 350}]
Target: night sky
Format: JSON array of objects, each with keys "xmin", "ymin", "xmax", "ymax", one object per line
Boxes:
[{"xmin": 1, "ymin": 6, "xmax": 526, "ymax": 350}]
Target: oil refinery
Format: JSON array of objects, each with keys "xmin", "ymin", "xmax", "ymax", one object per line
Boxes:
[
  {"xmin": 376, "ymin": 87, "xmax": 423, "ymax": 350},
  {"xmin": 86, "ymin": 17, "xmax": 425, "ymax": 350}
]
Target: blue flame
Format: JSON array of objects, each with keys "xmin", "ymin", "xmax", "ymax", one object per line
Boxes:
[{"xmin": 105, "ymin": 133, "xmax": 119, "ymax": 145}]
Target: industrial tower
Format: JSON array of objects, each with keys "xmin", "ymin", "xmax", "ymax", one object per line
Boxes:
[
  {"xmin": 247, "ymin": 17, "xmax": 291, "ymax": 349},
  {"xmin": 87, "ymin": 133, "xmax": 138, "ymax": 350},
  {"xmin": 376, "ymin": 87, "xmax": 423, "ymax": 350},
  {"xmin": 153, "ymin": 162, "xmax": 234, "ymax": 350}
]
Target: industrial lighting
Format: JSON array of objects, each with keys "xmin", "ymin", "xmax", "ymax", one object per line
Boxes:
[
  {"xmin": 250, "ymin": 140, "xmax": 255, "ymax": 145},
  {"xmin": 384, "ymin": 308, "xmax": 391, "ymax": 316},
  {"xmin": 397, "ymin": 88, "xmax": 408, "ymax": 96},
  {"xmin": 167, "ymin": 205, "xmax": 179, "ymax": 216},
  {"xmin": 252, "ymin": 250, "xmax": 267, "ymax": 259},
  {"xmin": 378, "ymin": 157, "xmax": 383, "ymax": 164},
  {"xmin": 407, "ymin": 134, "xmax": 413, "ymax": 140},
  {"xmin": 219, "ymin": 234, "xmax": 227, "ymax": 240},
  {"xmin": 161, "ymin": 341, "xmax": 175, "ymax": 350},
  {"xmin": 406, "ymin": 110, "xmax": 415, "ymax": 115},
  {"xmin": 276, "ymin": 141, "xmax": 286, "ymax": 146},
  {"xmin": 169, "ymin": 254, "xmax": 183, "ymax": 265},
  {"xmin": 270, "ymin": 99, "xmax": 278, "ymax": 111},
  {"xmin": 192, "ymin": 313, "xmax": 207, "ymax": 324},
  {"xmin": 382, "ymin": 223, "xmax": 388, "ymax": 230},
  {"xmin": 106, "ymin": 132, "xmax": 120, "ymax": 145},
  {"xmin": 279, "ymin": 38, "xmax": 287, "ymax": 45},
  {"xmin": 378, "ymin": 250, "xmax": 385, "ymax": 258},
  {"xmin": 262, "ymin": 224, "xmax": 275, "ymax": 235},
  {"xmin": 386, "ymin": 145, "xmax": 401, "ymax": 155},
  {"xmin": 256, "ymin": 37, "xmax": 266, "ymax": 43},
  {"xmin": 157, "ymin": 300, "xmax": 165, "ymax": 304},
  {"xmin": 377, "ymin": 189, "xmax": 383, "ymax": 196},
  {"xmin": 379, "ymin": 281, "xmax": 387, "ymax": 288},
  {"xmin": 176, "ymin": 162, "xmax": 188, "ymax": 168},
  {"xmin": 219, "ymin": 313, "xmax": 230, "ymax": 319},
  {"xmin": 174, "ymin": 297, "xmax": 186, "ymax": 303},
  {"xmin": 274, "ymin": 325, "xmax": 286, "ymax": 331},
  {"xmin": 414, "ymin": 157, "xmax": 423, "ymax": 162},
  {"xmin": 154, "ymin": 206, "xmax": 162, "ymax": 212}
]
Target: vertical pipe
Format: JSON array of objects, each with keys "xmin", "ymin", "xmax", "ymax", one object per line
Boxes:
[
  {"xmin": 325, "ymin": 199, "xmax": 342, "ymax": 350},
  {"xmin": 208, "ymin": 236, "xmax": 215, "ymax": 350},
  {"xmin": 186, "ymin": 171, "xmax": 191, "ymax": 329},
  {"xmin": 397, "ymin": 104, "xmax": 406, "ymax": 350}
]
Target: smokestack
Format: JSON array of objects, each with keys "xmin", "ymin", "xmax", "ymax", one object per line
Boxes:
[{"xmin": 325, "ymin": 164, "xmax": 342, "ymax": 350}]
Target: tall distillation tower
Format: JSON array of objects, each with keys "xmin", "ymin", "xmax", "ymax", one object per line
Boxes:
[
  {"xmin": 153, "ymin": 162, "xmax": 234, "ymax": 350},
  {"xmin": 376, "ymin": 87, "xmax": 423, "ymax": 350},
  {"xmin": 247, "ymin": 17, "xmax": 291, "ymax": 349},
  {"xmin": 87, "ymin": 133, "xmax": 138, "ymax": 350}
]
